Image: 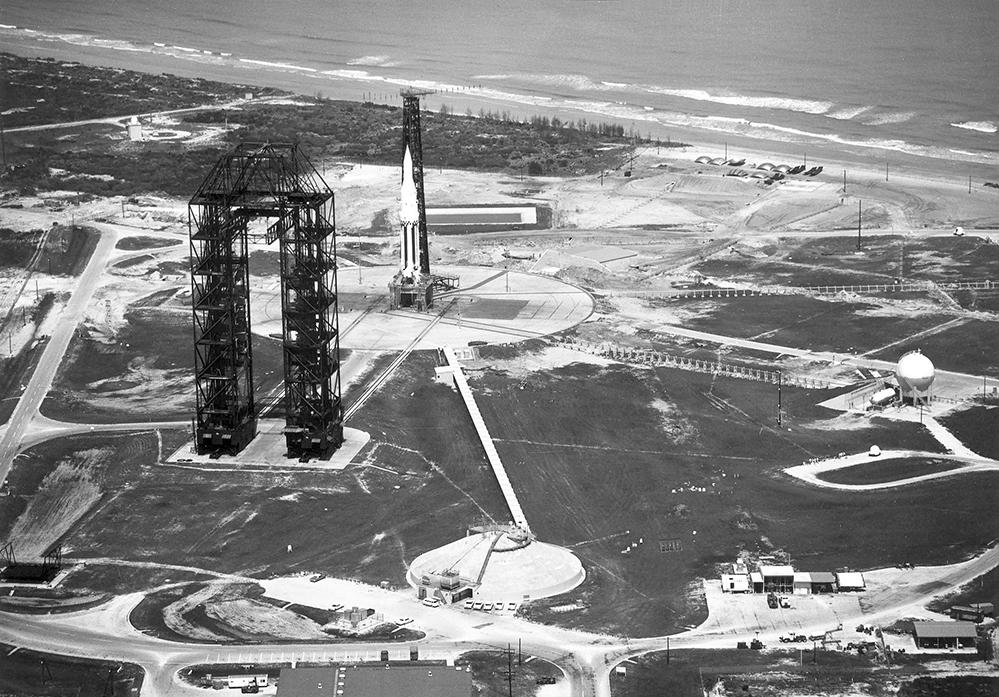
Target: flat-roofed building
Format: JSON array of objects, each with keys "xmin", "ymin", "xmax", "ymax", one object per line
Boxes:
[
  {"xmin": 277, "ymin": 667, "xmax": 335, "ymax": 697},
  {"xmin": 835, "ymin": 571, "xmax": 865, "ymax": 591},
  {"xmin": 278, "ymin": 664, "xmax": 472, "ymax": 697},
  {"xmin": 721, "ymin": 573, "xmax": 750, "ymax": 593},
  {"xmin": 759, "ymin": 565, "xmax": 794, "ymax": 593},
  {"xmin": 912, "ymin": 621, "xmax": 977, "ymax": 650}
]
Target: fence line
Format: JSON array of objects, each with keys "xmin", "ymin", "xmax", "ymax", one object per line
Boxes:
[
  {"xmin": 606, "ymin": 279, "xmax": 997, "ymax": 301},
  {"xmin": 554, "ymin": 337, "xmax": 831, "ymax": 389}
]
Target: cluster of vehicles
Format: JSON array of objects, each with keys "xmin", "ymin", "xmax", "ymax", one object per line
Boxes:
[
  {"xmin": 766, "ymin": 592, "xmax": 791, "ymax": 609},
  {"xmin": 420, "ymin": 597, "xmax": 519, "ymax": 612}
]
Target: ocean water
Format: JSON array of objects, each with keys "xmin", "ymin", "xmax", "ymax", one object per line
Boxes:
[{"xmin": 1, "ymin": 0, "xmax": 996, "ymax": 166}]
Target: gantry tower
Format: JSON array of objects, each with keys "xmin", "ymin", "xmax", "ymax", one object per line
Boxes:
[{"xmin": 189, "ymin": 142, "xmax": 343, "ymax": 459}]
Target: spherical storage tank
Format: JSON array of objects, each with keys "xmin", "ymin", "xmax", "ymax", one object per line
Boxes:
[{"xmin": 896, "ymin": 350, "xmax": 935, "ymax": 392}]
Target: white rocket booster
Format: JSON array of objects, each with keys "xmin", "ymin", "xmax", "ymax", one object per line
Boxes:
[{"xmin": 399, "ymin": 145, "xmax": 420, "ymax": 276}]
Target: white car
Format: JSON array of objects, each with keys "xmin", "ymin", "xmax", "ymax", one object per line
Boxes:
[
  {"xmin": 396, "ymin": 617, "xmax": 413, "ymax": 626},
  {"xmin": 421, "ymin": 597, "xmax": 441, "ymax": 607}
]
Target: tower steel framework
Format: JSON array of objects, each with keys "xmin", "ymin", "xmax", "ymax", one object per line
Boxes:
[{"xmin": 189, "ymin": 142, "xmax": 343, "ymax": 459}]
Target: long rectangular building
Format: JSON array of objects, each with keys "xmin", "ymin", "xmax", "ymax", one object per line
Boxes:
[{"xmin": 278, "ymin": 664, "xmax": 472, "ymax": 697}]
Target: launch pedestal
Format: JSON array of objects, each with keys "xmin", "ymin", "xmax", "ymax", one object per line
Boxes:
[{"xmin": 389, "ymin": 272, "xmax": 434, "ymax": 311}]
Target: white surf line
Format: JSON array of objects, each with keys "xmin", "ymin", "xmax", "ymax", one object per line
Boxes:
[
  {"xmin": 441, "ymin": 345, "xmax": 531, "ymax": 533},
  {"xmin": 784, "ymin": 449, "xmax": 999, "ymax": 491}
]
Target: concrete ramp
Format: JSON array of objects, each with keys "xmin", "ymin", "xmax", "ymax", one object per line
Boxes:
[{"xmin": 441, "ymin": 346, "xmax": 530, "ymax": 533}]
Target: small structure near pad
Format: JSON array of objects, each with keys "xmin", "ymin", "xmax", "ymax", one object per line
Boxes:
[{"xmin": 0, "ymin": 542, "xmax": 62, "ymax": 584}]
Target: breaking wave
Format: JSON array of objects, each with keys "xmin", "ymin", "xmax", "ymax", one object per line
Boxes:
[
  {"xmin": 951, "ymin": 120, "xmax": 997, "ymax": 134},
  {"xmin": 347, "ymin": 55, "xmax": 399, "ymax": 67},
  {"xmin": 826, "ymin": 105, "xmax": 873, "ymax": 120},
  {"xmin": 862, "ymin": 111, "xmax": 916, "ymax": 126}
]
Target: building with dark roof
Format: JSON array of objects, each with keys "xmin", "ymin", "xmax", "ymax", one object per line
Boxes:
[
  {"xmin": 278, "ymin": 664, "xmax": 472, "ymax": 697},
  {"xmin": 276, "ymin": 667, "xmax": 335, "ymax": 697},
  {"xmin": 912, "ymin": 621, "xmax": 977, "ymax": 650}
]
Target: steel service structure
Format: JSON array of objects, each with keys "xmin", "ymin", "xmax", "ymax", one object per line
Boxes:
[
  {"xmin": 388, "ymin": 90, "xmax": 458, "ymax": 310},
  {"xmin": 188, "ymin": 142, "xmax": 343, "ymax": 459}
]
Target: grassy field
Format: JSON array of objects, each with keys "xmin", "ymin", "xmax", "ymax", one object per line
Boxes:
[
  {"xmin": 694, "ymin": 235, "xmax": 999, "ymax": 289},
  {"xmin": 470, "ymin": 355, "xmax": 996, "ymax": 636},
  {"xmin": 869, "ymin": 320, "xmax": 999, "ymax": 376},
  {"xmin": 610, "ymin": 648, "xmax": 994, "ymax": 697},
  {"xmin": 939, "ymin": 404, "xmax": 999, "ymax": 458},
  {"xmin": 41, "ymin": 309, "xmax": 285, "ymax": 423},
  {"xmin": 816, "ymin": 458, "xmax": 961, "ymax": 485},
  {"xmin": 666, "ymin": 295, "xmax": 949, "ymax": 355},
  {"xmin": 456, "ymin": 650, "xmax": 562, "ymax": 697},
  {"xmin": 0, "ymin": 642, "xmax": 144, "ymax": 697},
  {"xmin": 1, "ymin": 52, "xmax": 268, "ymax": 128},
  {"xmin": 22, "ymin": 353, "xmax": 508, "ymax": 588}
]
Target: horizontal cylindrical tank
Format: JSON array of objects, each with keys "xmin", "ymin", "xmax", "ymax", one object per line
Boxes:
[{"xmin": 868, "ymin": 387, "xmax": 896, "ymax": 406}]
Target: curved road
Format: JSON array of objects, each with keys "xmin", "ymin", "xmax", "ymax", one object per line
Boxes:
[{"xmin": 1, "ymin": 223, "xmax": 997, "ymax": 696}]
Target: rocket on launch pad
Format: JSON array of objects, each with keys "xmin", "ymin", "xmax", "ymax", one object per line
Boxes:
[{"xmin": 398, "ymin": 145, "xmax": 420, "ymax": 279}]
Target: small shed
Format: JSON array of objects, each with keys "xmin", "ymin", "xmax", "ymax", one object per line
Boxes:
[
  {"xmin": 750, "ymin": 571, "xmax": 764, "ymax": 594},
  {"xmin": 793, "ymin": 572, "xmax": 812, "ymax": 596},
  {"xmin": 721, "ymin": 573, "xmax": 750, "ymax": 593},
  {"xmin": 126, "ymin": 115, "xmax": 143, "ymax": 141},
  {"xmin": 760, "ymin": 565, "xmax": 794, "ymax": 593},
  {"xmin": 835, "ymin": 571, "xmax": 865, "ymax": 591},
  {"xmin": 912, "ymin": 621, "xmax": 977, "ymax": 650}
]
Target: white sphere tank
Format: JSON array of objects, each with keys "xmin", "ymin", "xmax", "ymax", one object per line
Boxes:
[{"xmin": 896, "ymin": 351, "xmax": 935, "ymax": 392}]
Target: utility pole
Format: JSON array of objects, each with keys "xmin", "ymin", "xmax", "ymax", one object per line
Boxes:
[
  {"xmin": 777, "ymin": 371, "xmax": 783, "ymax": 426},
  {"xmin": 724, "ymin": 142, "xmax": 728, "ymax": 160},
  {"xmin": 843, "ymin": 169, "xmax": 847, "ymax": 193},
  {"xmin": 803, "ymin": 151, "xmax": 807, "ymax": 168},
  {"xmin": 506, "ymin": 644, "xmax": 514, "ymax": 697},
  {"xmin": 857, "ymin": 201, "xmax": 863, "ymax": 251},
  {"xmin": 885, "ymin": 157, "xmax": 889, "ymax": 182},
  {"xmin": 518, "ymin": 638, "xmax": 522, "ymax": 666},
  {"xmin": 969, "ymin": 175, "xmax": 972, "ymax": 194},
  {"xmin": 666, "ymin": 636, "xmax": 670, "ymax": 664},
  {"xmin": 0, "ymin": 110, "xmax": 6, "ymax": 168}
]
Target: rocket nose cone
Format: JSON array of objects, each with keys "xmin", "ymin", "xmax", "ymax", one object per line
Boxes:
[{"xmin": 403, "ymin": 145, "xmax": 414, "ymax": 181}]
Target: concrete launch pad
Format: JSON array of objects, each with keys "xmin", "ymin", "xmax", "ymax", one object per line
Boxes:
[
  {"xmin": 166, "ymin": 419, "xmax": 370, "ymax": 470},
  {"xmin": 407, "ymin": 530, "xmax": 585, "ymax": 603},
  {"xmin": 249, "ymin": 266, "xmax": 594, "ymax": 351}
]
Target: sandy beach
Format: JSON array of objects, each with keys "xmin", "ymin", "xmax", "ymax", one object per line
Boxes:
[{"xmin": 4, "ymin": 35, "xmax": 997, "ymax": 194}]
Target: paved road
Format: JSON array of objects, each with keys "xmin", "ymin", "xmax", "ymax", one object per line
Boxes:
[
  {"xmin": 0, "ymin": 212, "xmax": 996, "ymax": 696},
  {"xmin": 0, "ymin": 224, "xmax": 120, "ymax": 488},
  {"xmin": 4, "ymin": 98, "xmax": 261, "ymax": 134},
  {"xmin": 3, "ymin": 537, "xmax": 997, "ymax": 697}
]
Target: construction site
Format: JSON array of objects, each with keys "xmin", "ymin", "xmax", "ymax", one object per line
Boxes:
[{"xmin": 0, "ymin": 69, "xmax": 998, "ymax": 697}]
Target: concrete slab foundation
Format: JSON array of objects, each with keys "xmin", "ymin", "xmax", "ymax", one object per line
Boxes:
[
  {"xmin": 407, "ymin": 531, "xmax": 585, "ymax": 604},
  {"xmin": 166, "ymin": 418, "xmax": 370, "ymax": 470}
]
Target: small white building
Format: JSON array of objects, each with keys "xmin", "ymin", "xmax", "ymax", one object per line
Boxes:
[
  {"xmin": 126, "ymin": 115, "xmax": 143, "ymax": 141},
  {"xmin": 721, "ymin": 573, "xmax": 750, "ymax": 593},
  {"xmin": 836, "ymin": 571, "xmax": 866, "ymax": 591}
]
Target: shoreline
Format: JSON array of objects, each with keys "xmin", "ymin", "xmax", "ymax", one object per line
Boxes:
[{"xmin": 4, "ymin": 38, "xmax": 997, "ymax": 195}]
